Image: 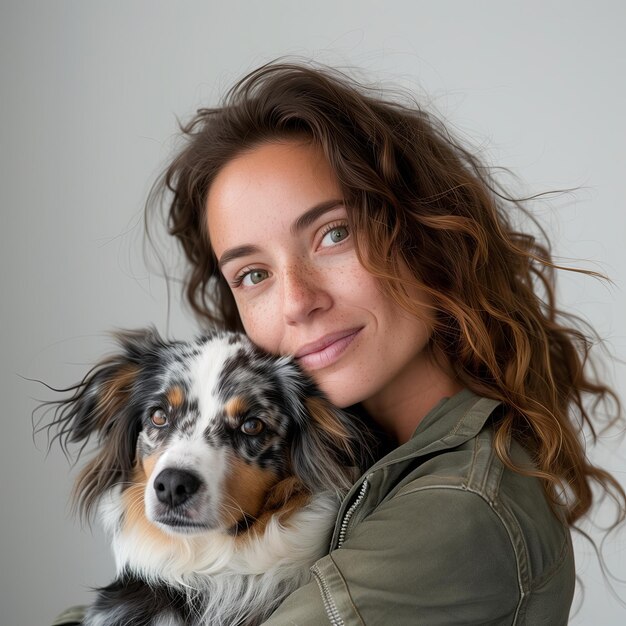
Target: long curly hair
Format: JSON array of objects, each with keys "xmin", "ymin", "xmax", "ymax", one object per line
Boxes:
[{"xmin": 147, "ymin": 60, "xmax": 625, "ymax": 528}]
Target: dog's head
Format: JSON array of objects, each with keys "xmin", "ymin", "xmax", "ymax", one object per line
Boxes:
[{"xmin": 44, "ymin": 327, "xmax": 370, "ymax": 536}]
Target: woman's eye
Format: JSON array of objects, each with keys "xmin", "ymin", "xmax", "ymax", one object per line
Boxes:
[
  {"xmin": 240, "ymin": 418, "xmax": 265, "ymax": 436},
  {"xmin": 240, "ymin": 269, "xmax": 269, "ymax": 287},
  {"xmin": 320, "ymin": 224, "xmax": 349, "ymax": 248},
  {"xmin": 150, "ymin": 408, "xmax": 168, "ymax": 428}
]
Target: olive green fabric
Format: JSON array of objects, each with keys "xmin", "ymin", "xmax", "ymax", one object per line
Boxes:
[
  {"xmin": 262, "ymin": 389, "xmax": 575, "ymax": 625},
  {"xmin": 51, "ymin": 390, "xmax": 575, "ymax": 625},
  {"xmin": 50, "ymin": 605, "xmax": 86, "ymax": 625}
]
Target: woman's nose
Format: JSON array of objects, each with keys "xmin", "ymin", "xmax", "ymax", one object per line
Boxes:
[{"xmin": 281, "ymin": 263, "xmax": 332, "ymax": 324}]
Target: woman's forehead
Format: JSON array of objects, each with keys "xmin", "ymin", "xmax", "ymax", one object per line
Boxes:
[{"xmin": 205, "ymin": 141, "xmax": 342, "ymax": 255}]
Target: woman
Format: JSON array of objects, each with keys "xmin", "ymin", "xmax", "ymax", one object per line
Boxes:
[
  {"xmin": 54, "ymin": 61, "xmax": 625, "ymax": 625},
  {"xmin": 158, "ymin": 61, "xmax": 626, "ymax": 624}
]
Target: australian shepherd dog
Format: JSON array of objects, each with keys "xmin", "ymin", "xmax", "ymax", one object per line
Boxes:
[{"xmin": 44, "ymin": 328, "xmax": 370, "ymax": 626}]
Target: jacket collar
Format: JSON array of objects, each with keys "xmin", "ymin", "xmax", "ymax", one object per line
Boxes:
[{"xmin": 367, "ymin": 388, "xmax": 502, "ymax": 473}]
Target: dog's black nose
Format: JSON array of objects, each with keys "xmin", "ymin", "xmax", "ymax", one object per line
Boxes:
[{"xmin": 153, "ymin": 468, "xmax": 201, "ymax": 507}]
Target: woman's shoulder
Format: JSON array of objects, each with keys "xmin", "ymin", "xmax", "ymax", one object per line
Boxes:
[
  {"xmin": 388, "ymin": 403, "xmax": 573, "ymax": 577},
  {"xmin": 341, "ymin": 390, "xmax": 574, "ymax": 578},
  {"xmin": 267, "ymin": 426, "xmax": 575, "ymax": 626},
  {"xmin": 307, "ymin": 398, "xmax": 576, "ymax": 625}
]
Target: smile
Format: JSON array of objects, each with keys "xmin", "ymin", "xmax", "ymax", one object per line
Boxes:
[{"xmin": 295, "ymin": 328, "xmax": 362, "ymax": 370}]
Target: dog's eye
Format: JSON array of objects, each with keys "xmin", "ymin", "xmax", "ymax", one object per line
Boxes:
[
  {"xmin": 240, "ymin": 418, "xmax": 264, "ymax": 436},
  {"xmin": 150, "ymin": 408, "xmax": 168, "ymax": 428}
]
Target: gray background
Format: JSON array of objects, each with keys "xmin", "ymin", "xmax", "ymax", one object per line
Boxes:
[{"xmin": 2, "ymin": 1, "xmax": 625, "ymax": 624}]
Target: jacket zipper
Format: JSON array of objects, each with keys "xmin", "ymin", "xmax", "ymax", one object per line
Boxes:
[
  {"xmin": 311, "ymin": 563, "xmax": 344, "ymax": 626},
  {"xmin": 311, "ymin": 478, "xmax": 370, "ymax": 625},
  {"xmin": 337, "ymin": 477, "xmax": 370, "ymax": 548}
]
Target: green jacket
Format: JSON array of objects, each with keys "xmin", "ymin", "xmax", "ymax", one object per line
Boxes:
[
  {"xmin": 52, "ymin": 389, "xmax": 574, "ymax": 625},
  {"xmin": 263, "ymin": 389, "xmax": 575, "ymax": 625}
]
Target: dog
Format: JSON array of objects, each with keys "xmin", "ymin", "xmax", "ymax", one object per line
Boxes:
[{"xmin": 43, "ymin": 327, "xmax": 370, "ymax": 626}]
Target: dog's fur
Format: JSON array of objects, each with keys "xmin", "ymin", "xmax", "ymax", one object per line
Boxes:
[{"xmin": 43, "ymin": 328, "xmax": 370, "ymax": 626}]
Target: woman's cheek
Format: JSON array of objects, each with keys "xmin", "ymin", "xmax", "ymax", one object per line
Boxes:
[{"xmin": 237, "ymin": 296, "xmax": 282, "ymax": 354}]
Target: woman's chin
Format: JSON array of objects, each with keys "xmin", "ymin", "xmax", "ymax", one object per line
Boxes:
[{"xmin": 312, "ymin": 371, "xmax": 370, "ymax": 409}]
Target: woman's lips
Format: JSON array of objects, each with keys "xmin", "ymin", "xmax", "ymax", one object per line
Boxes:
[{"xmin": 295, "ymin": 328, "xmax": 362, "ymax": 371}]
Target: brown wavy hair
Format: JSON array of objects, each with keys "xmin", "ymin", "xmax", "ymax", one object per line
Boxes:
[{"xmin": 147, "ymin": 60, "xmax": 625, "ymax": 528}]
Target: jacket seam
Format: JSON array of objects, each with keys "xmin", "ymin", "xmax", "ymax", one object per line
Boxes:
[
  {"xmin": 466, "ymin": 433, "xmax": 480, "ymax": 489},
  {"xmin": 481, "ymin": 434, "xmax": 505, "ymax": 499},
  {"xmin": 460, "ymin": 431, "xmax": 505, "ymax": 500},
  {"xmin": 311, "ymin": 564, "xmax": 344, "ymax": 626},
  {"xmin": 326, "ymin": 554, "xmax": 366, "ymax": 626},
  {"xmin": 445, "ymin": 399, "xmax": 476, "ymax": 437},
  {"xmin": 480, "ymin": 439, "xmax": 495, "ymax": 494},
  {"xmin": 528, "ymin": 534, "xmax": 571, "ymax": 591},
  {"xmin": 395, "ymin": 484, "xmax": 527, "ymax": 623}
]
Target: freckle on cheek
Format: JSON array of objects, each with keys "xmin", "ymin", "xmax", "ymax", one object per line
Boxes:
[{"xmin": 242, "ymin": 303, "xmax": 278, "ymax": 351}]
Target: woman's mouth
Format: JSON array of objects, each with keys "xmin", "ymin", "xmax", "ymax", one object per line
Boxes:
[{"xmin": 294, "ymin": 328, "xmax": 362, "ymax": 371}]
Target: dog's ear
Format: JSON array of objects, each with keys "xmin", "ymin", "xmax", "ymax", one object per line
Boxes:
[
  {"xmin": 274, "ymin": 358, "xmax": 373, "ymax": 495},
  {"xmin": 40, "ymin": 327, "xmax": 164, "ymax": 519},
  {"xmin": 295, "ymin": 394, "xmax": 371, "ymax": 494}
]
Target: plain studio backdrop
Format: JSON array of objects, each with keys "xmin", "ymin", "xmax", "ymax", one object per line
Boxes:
[{"xmin": 2, "ymin": 2, "xmax": 625, "ymax": 624}]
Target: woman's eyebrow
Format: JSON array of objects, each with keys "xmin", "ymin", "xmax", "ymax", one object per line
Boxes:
[
  {"xmin": 218, "ymin": 199, "xmax": 344, "ymax": 270},
  {"xmin": 218, "ymin": 244, "xmax": 262, "ymax": 270},
  {"xmin": 290, "ymin": 199, "xmax": 343, "ymax": 235}
]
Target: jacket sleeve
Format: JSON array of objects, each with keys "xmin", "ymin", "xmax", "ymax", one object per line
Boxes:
[{"xmin": 262, "ymin": 486, "xmax": 521, "ymax": 625}]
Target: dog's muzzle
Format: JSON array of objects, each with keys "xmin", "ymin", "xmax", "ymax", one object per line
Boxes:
[{"xmin": 153, "ymin": 468, "xmax": 201, "ymax": 508}]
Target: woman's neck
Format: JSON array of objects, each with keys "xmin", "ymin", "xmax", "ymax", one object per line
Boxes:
[{"xmin": 362, "ymin": 355, "xmax": 464, "ymax": 445}]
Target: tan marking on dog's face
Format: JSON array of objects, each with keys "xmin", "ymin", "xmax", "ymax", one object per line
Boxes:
[
  {"xmin": 234, "ymin": 476, "xmax": 312, "ymax": 545},
  {"xmin": 262, "ymin": 476, "xmax": 311, "ymax": 518},
  {"xmin": 166, "ymin": 386, "xmax": 184, "ymax": 409},
  {"xmin": 141, "ymin": 453, "xmax": 160, "ymax": 480},
  {"xmin": 122, "ymin": 453, "xmax": 177, "ymax": 547},
  {"xmin": 224, "ymin": 396, "xmax": 248, "ymax": 428},
  {"xmin": 222, "ymin": 458, "xmax": 278, "ymax": 526},
  {"xmin": 96, "ymin": 364, "xmax": 140, "ymax": 429}
]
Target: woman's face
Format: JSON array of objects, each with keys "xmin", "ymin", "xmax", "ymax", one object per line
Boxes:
[{"xmin": 206, "ymin": 140, "xmax": 441, "ymax": 413}]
